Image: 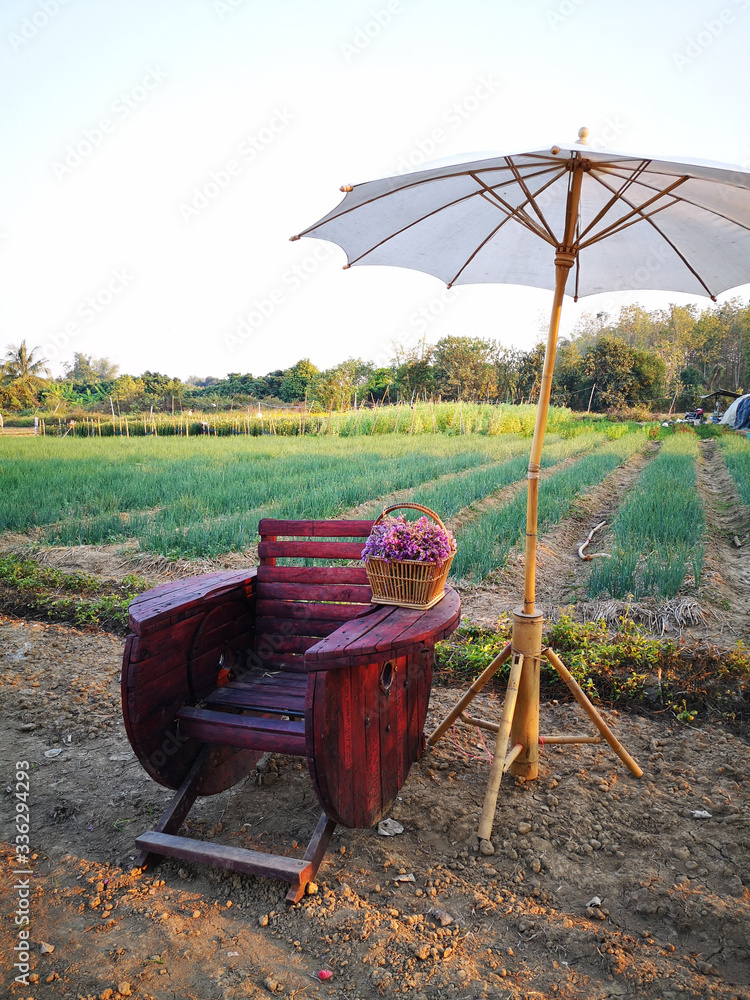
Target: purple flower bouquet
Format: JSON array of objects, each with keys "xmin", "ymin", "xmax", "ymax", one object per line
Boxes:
[
  {"xmin": 362, "ymin": 516, "xmax": 455, "ymax": 565},
  {"xmin": 362, "ymin": 505, "xmax": 456, "ymax": 610}
]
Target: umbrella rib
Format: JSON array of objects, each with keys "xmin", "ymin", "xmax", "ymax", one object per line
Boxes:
[
  {"xmin": 444, "ymin": 213, "xmax": 518, "ymax": 287},
  {"xmin": 579, "ymin": 198, "xmax": 677, "ymax": 246},
  {"xmin": 471, "ymin": 172, "xmax": 560, "ymax": 244},
  {"xmin": 294, "ymin": 163, "xmax": 561, "ymax": 238},
  {"xmin": 476, "ymin": 189, "xmax": 551, "ymax": 243},
  {"xmin": 445, "ymin": 167, "xmax": 567, "ymax": 285},
  {"xmin": 584, "ymin": 178, "xmax": 716, "ymax": 297},
  {"xmin": 343, "ymin": 168, "xmax": 563, "ymax": 269},
  {"xmin": 475, "ymin": 165, "xmax": 567, "ymax": 225},
  {"xmin": 576, "ymin": 160, "xmax": 652, "ymax": 241},
  {"xmin": 338, "ymin": 188, "xmax": 504, "ymax": 266},
  {"xmin": 597, "ymin": 171, "xmax": 750, "ymax": 235},
  {"xmin": 578, "ymin": 173, "xmax": 689, "ymax": 246},
  {"xmin": 502, "ymin": 158, "xmax": 559, "ymax": 242}
]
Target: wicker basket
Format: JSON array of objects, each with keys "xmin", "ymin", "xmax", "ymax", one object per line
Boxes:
[{"xmin": 364, "ymin": 503, "xmax": 455, "ymax": 610}]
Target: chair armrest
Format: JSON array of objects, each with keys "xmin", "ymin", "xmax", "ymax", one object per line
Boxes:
[
  {"xmin": 128, "ymin": 569, "xmax": 257, "ymax": 635},
  {"xmin": 304, "ymin": 586, "xmax": 460, "ymax": 670}
]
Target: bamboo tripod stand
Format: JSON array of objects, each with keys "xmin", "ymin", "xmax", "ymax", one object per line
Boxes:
[{"xmin": 427, "ymin": 157, "xmax": 642, "ymax": 851}]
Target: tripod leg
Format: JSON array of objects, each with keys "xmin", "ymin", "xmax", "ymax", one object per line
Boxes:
[
  {"xmin": 477, "ymin": 652, "xmax": 524, "ymax": 848},
  {"xmin": 543, "ymin": 647, "xmax": 643, "ymax": 778},
  {"xmin": 427, "ymin": 642, "xmax": 511, "ymax": 747}
]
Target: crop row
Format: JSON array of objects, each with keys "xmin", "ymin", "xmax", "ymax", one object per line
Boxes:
[
  {"xmin": 363, "ymin": 431, "xmax": 608, "ymax": 522},
  {"xmin": 50, "ymin": 433, "xmax": 612, "ymax": 559},
  {"xmin": 719, "ymin": 435, "xmax": 750, "ymax": 511},
  {"xmin": 451, "ymin": 430, "xmax": 648, "ymax": 581},
  {"xmin": 1, "ymin": 432, "xmax": 606, "ymax": 558},
  {"xmin": 588, "ymin": 432, "xmax": 705, "ymax": 600}
]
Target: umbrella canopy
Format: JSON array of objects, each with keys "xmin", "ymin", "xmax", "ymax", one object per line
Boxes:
[{"xmin": 293, "ymin": 134, "xmax": 750, "ymax": 300}]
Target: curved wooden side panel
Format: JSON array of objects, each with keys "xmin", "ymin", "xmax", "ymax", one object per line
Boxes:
[
  {"xmin": 307, "ymin": 646, "xmax": 434, "ymax": 828},
  {"xmin": 122, "ymin": 571, "xmax": 258, "ymax": 793}
]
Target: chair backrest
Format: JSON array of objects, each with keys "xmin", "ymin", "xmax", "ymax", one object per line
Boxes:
[{"xmin": 254, "ymin": 518, "xmax": 374, "ymax": 673}]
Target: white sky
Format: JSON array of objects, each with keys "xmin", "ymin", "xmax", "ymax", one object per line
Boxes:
[{"xmin": 2, "ymin": 0, "xmax": 750, "ymax": 380}]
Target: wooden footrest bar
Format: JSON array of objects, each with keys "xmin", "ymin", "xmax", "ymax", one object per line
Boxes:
[
  {"xmin": 177, "ymin": 706, "xmax": 307, "ymax": 756},
  {"xmin": 135, "ymin": 831, "xmax": 313, "ymax": 883}
]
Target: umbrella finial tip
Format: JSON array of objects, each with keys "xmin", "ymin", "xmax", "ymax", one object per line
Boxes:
[
  {"xmin": 577, "ymin": 127, "xmax": 589, "ymax": 145},
  {"xmin": 340, "ymin": 184, "xmax": 353, "ymax": 192}
]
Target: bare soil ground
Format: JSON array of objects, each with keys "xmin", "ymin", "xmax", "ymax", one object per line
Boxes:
[{"xmin": 1, "ymin": 439, "xmax": 749, "ymax": 999}]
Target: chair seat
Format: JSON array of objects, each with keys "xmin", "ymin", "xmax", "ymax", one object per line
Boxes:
[{"xmin": 203, "ymin": 672, "xmax": 307, "ymax": 716}]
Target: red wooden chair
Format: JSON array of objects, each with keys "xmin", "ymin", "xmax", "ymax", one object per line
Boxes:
[{"xmin": 122, "ymin": 517, "xmax": 460, "ymax": 901}]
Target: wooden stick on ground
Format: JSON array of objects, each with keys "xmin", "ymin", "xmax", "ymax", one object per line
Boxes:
[{"xmin": 578, "ymin": 520, "xmax": 610, "ymax": 561}]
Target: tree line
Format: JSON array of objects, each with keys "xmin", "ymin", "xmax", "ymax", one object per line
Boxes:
[{"xmin": 2, "ymin": 298, "xmax": 748, "ymax": 415}]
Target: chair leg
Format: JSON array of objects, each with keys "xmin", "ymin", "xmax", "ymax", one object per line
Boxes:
[
  {"xmin": 133, "ymin": 746, "xmax": 212, "ymax": 869},
  {"xmin": 285, "ymin": 812, "xmax": 337, "ymax": 903}
]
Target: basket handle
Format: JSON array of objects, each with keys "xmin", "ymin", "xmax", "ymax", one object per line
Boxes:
[{"xmin": 374, "ymin": 503, "xmax": 447, "ymax": 532}]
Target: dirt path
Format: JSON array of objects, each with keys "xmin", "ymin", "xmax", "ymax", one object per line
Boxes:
[
  {"xmin": 1, "ymin": 613, "xmax": 748, "ymax": 1000},
  {"xmin": 694, "ymin": 439, "xmax": 750, "ymax": 634}
]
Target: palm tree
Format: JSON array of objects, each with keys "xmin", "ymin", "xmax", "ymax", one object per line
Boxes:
[
  {"xmin": 1, "ymin": 341, "xmax": 52, "ymax": 410},
  {"xmin": 2, "ymin": 340, "xmax": 50, "ymax": 383}
]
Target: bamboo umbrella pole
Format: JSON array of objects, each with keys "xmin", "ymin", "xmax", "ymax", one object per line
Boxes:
[
  {"xmin": 523, "ymin": 162, "xmax": 583, "ymax": 616},
  {"xmin": 506, "ymin": 162, "xmax": 584, "ymax": 783}
]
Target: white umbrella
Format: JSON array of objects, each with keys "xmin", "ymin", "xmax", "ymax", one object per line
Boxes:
[
  {"xmin": 294, "ymin": 134, "xmax": 750, "ymax": 300},
  {"xmin": 292, "ymin": 129, "xmax": 750, "ymax": 844}
]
